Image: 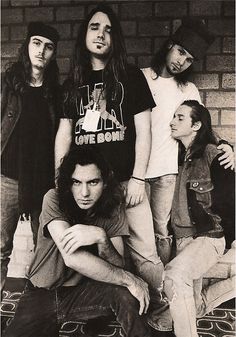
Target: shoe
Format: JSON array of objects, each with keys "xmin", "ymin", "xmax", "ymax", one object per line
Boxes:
[{"xmin": 147, "ymin": 308, "xmax": 173, "ymax": 332}]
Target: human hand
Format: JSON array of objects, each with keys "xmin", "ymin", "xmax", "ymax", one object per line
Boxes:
[
  {"xmin": 125, "ymin": 178, "xmax": 145, "ymax": 208},
  {"xmin": 217, "ymin": 143, "xmax": 234, "ymax": 170},
  {"xmin": 60, "ymin": 224, "xmax": 105, "ymax": 254},
  {"xmin": 125, "ymin": 271, "xmax": 150, "ymax": 315}
]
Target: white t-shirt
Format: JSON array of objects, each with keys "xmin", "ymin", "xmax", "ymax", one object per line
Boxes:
[{"xmin": 142, "ymin": 67, "xmax": 201, "ymax": 179}]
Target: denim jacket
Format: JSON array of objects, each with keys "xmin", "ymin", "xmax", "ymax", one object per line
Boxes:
[
  {"xmin": 185, "ymin": 144, "xmax": 234, "ymax": 240},
  {"xmin": 1, "ymin": 76, "xmax": 60, "ymax": 156}
]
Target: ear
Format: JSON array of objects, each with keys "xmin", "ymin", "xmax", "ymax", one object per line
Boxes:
[{"xmin": 192, "ymin": 121, "xmax": 202, "ymax": 131}]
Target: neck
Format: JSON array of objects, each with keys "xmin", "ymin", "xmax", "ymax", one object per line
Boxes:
[
  {"xmin": 160, "ymin": 65, "xmax": 173, "ymax": 78},
  {"xmin": 181, "ymin": 134, "xmax": 196, "ymax": 150},
  {"xmin": 30, "ymin": 67, "xmax": 44, "ymax": 87},
  {"xmin": 91, "ymin": 55, "xmax": 107, "ymax": 71}
]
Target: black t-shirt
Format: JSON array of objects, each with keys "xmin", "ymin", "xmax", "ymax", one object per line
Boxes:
[{"xmin": 62, "ymin": 65, "xmax": 156, "ymax": 182}]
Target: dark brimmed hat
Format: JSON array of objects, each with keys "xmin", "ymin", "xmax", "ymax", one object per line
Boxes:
[
  {"xmin": 171, "ymin": 18, "xmax": 215, "ymax": 60},
  {"xmin": 27, "ymin": 22, "xmax": 59, "ymax": 46}
]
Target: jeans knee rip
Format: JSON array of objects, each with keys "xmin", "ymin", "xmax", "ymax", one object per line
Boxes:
[{"xmin": 164, "ymin": 278, "xmax": 177, "ymax": 304}]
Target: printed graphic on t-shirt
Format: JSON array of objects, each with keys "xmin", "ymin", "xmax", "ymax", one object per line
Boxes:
[{"xmin": 75, "ymin": 81, "xmax": 126, "ymax": 145}]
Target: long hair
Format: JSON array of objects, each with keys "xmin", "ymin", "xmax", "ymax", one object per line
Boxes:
[
  {"xmin": 150, "ymin": 39, "xmax": 194, "ymax": 86},
  {"xmin": 178, "ymin": 100, "xmax": 218, "ymax": 164},
  {"xmin": 4, "ymin": 36, "xmax": 59, "ymax": 100},
  {"xmin": 66, "ymin": 3, "xmax": 127, "ymax": 104},
  {"xmin": 57, "ymin": 146, "xmax": 125, "ymax": 223}
]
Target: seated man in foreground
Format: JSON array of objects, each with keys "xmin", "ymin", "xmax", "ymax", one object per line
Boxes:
[{"xmin": 4, "ymin": 147, "xmax": 152, "ymax": 337}]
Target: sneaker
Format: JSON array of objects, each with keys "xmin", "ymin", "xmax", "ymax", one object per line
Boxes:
[{"xmin": 148, "ymin": 308, "xmax": 173, "ymax": 332}]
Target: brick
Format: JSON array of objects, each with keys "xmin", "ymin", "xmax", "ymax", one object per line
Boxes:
[
  {"xmin": 57, "ymin": 40, "xmax": 74, "ymax": 57},
  {"xmin": 11, "ymin": 0, "xmax": 40, "ymax": 6},
  {"xmin": 11, "ymin": 25, "xmax": 27, "ymax": 41},
  {"xmin": 154, "ymin": 37, "xmax": 168, "ymax": 52},
  {"xmin": 42, "ymin": 0, "xmax": 71, "ymax": 4},
  {"xmin": 1, "ymin": 42, "xmax": 21, "ymax": 58},
  {"xmin": 223, "ymin": 37, "xmax": 235, "ymax": 54},
  {"xmin": 192, "ymin": 60, "xmax": 203, "ymax": 72},
  {"xmin": 209, "ymin": 109, "xmax": 219, "ymax": 126},
  {"xmin": 1, "ymin": 9, "xmax": 23, "ymax": 24},
  {"xmin": 206, "ymin": 37, "xmax": 221, "ymax": 54},
  {"xmin": 222, "ymin": 74, "xmax": 235, "ymax": 89},
  {"xmin": 1, "ymin": 59, "xmax": 13, "ymax": 73},
  {"xmin": 57, "ymin": 57, "xmax": 70, "ymax": 74},
  {"xmin": 208, "ymin": 19, "xmax": 235, "ymax": 36},
  {"xmin": 139, "ymin": 20, "xmax": 170, "ymax": 37},
  {"xmin": 221, "ymin": 110, "xmax": 235, "ymax": 126},
  {"xmin": 25, "ymin": 7, "xmax": 53, "ymax": 22},
  {"xmin": 189, "ymin": 2, "xmax": 221, "ymax": 16},
  {"xmin": 125, "ymin": 38, "xmax": 151, "ymax": 55},
  {"xmin": 51, "ymin": 23, "xmax": 71, "ymax": 39},
  {"xmin": 2, "ymin": 26, "xmax": 9, "ymax": 42},
  {"xmin": 206, "ymin": 92, "xmax": 234, "ymax": 108},
  {"xmin": 172, "ymin": 19, "xmax": 182, "ymax": 34},
  {"xmin": 224, "ymin": 1, "xmax": 235, "ymax": 16},
  {"xmin": 206, "ymin": 55, "xmax": 234, "ymax": 72},
  {"xmin": 193, "ymin": 74, "xmax": 219, "ymax": 90},
  {"xmin": 121, "ymin": 21, "xmax": 137, "ymax": 37},
  {"xmin": 214, "ymin": 127, "xmax": 235, "ymax": 145},
  {"xmin": 199, "ymin": 91, "xmax": 204, "ymax": 104},
  {"xmin": 138, "ymin": 55, "xmax": 152, "ymax": 69},
  {"xmin": 87, "ymin": 3, "xmax": 118, "ymax": 15},
  {"xmin": 127, "ymin": 55, "xmax": 135, "ymax": 65},
  {"xmin": 155, "ymin": 2, "xmax": 187, "ymax": 17},
  {"xmin": 72, "ymin": 22, "xmax": 83, "ymax": 39},
  {"xmin": 56, "ymin": 6, "xmax": 84, "ymax": 21},
  {"xmin": 121, "ymin": 3, "xmax": 152, "ymax": 19},
  {"xmin": 2, "ymin": 0, "xmax": 10, "ymax": 7}
]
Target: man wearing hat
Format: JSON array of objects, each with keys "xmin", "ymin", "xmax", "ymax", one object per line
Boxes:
[
  {"xmin": 142, "ymin": 18, "xmax": 233, "ymax": 270},
  {"xmin": 1, "ymin": 22, "xmax": 61, "ymax": 292}
]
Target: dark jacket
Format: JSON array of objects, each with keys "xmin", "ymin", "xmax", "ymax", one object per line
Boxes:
[
  {"xmin": 1, "ymin": 75, "xmax": 60, "ymax": 156},
  {"xmin": 185, "ymin": 144, "xmax": 235, "ymax": 247}
]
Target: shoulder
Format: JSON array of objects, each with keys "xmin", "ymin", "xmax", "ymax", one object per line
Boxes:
[
  {"xmin": 43, "ymin": 188, "xmax": 59, "ymax": 208},
  {"xmin": 203, "ymin": 144, "xmax": 221, "ymax": 165}
]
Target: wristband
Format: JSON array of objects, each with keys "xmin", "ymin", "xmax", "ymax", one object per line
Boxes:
[{"xmin": 131, "ymin": 176, "xmax": 145, "ymax": 182}]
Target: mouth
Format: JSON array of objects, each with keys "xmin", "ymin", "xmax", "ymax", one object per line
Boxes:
[
  {"xmin": 36, "ymin": 57, "xmax": 44, "ymax": 61},
  {"xmin": 172, "ymin": 64, "xmax": 181, "ymax": 71}
]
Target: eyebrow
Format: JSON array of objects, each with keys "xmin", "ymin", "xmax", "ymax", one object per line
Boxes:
[
  {"xmin": 32, "ymin": 37, "xmax": 54, "ymax": 47},
  {"xmin": 89, "ymin": 22, "xmax": 111, "ymax": 30},
  {"xmin": 71, "ymin": 177, "xmax": 101, "ymax": 183}
]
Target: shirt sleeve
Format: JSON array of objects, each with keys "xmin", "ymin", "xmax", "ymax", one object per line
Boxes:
[
  {"xmin": 97, "ymin": 204, "xmax": 130, "ymax": 238},
  {"xmin": 186, "ymin": 82, "xmax": 202, "ymax": 103},
  {"xmin": 127, "ymin": 65, "xmax": 156, "ymax": 115},
  {"xmin": 40, "ymin": 189, "xmax": 69, "ymax": 237}
]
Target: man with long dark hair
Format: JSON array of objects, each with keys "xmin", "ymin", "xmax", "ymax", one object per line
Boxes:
[
  {"xmin": 142, "ymin": 18, "xmax": 234, "ymax": 269},
  {"xmin": 4, "ymin": 146, "xmax": 153, "ymax": 337},
  {"xmin": 160, "ymin": 100, "xmax": 235, "ymax": 337},
  {"xmin": 55, "ymin": 2, "xmax": 166, "ymax": 320},
  {"xmin": 1, "ymin": 22, "xmax": 60, "ymax": 292}
]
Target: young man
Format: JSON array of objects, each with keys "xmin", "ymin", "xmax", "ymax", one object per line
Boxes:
[
  {"xmin": 3, "ymin": 146, "xmax": 152, "ymax": 337},
  {"xmin": 142, "ymin": 18, "xmax": 234, "ymax": 266},
  {"xmin": 55, "ymin": 3, "xmax": 166, "ymax": 317},
  {"xmin": 162, "ymin": 100, "xmax": 235, "ymax": 337},
  {"xmin": 1, "ymin": 22, "xmax": 60, "ymax": 291}
]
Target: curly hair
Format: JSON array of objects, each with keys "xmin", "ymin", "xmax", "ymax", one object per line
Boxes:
[
  {"xmin": 4, "ymin": 36, "xmax": 59, "ymax": 100},
  {"xmin": 57, "ymin": 146, "xmax": 125, "ymax": 223},
  {"xmin": 150, "ymin": 39, "xmax": 194, "ymax": 86},
  {"xmin": 64, "ymin": 2, "xmax": 127, "ymax": 106}
]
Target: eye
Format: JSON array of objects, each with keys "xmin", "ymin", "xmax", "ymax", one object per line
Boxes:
[
  {"xmin": 46, "ymin": 45, "xmax": 54, "ymax": 51},
  {"xmin": 186, "ymin": 58, "xmax": 193, "ymax": 64},
  {"xmin": 33, "ymin": 41, "xmax": 40, "ymax": 46},
  {"xmin": 89, "ymin": 180, "xmax": 99, "ymax": 186},
  {"xmin": 105, "ymin": 27, "xmax": 111, "ymax": 34},
  {"xmin": 71, "ymin": 179, "xmax": 81, "ymax": 186}
]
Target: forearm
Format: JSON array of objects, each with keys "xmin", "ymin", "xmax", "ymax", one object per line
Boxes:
[
  {"xmin": 66, "ymin": 249, "xmax": 131, "ymax": 287},
  {"xmin": 54, "ymin": 119, "xmax": 72, "ymax": 173},
  {"xmin": 132, "ymin": 131, "xmax": 151, "ymax": 179},
  {"xmin": 98, "ymin": 237, "xmax": 124, "ymax": 267}
]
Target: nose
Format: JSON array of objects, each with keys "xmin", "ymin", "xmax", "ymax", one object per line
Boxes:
[
  {"xmin": 170, "ymin": 118, "xmax": 175, "ymax": 127},
  {"xmin": 97, "ymin": 28, "xmax": 105, "ymax": 40},
  {"xmin": 81, "ymin": 183, "xmax": 90, "ymax": 197},
  {"xmin": 177, "ymin": 55, "xmax": 187, "ymax": 67},
  {"xmin": 38, "ymin": 44, "xmax": 45, "ymax": 56}
]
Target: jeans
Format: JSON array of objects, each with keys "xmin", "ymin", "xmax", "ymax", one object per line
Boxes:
[
  {"xmin": 146, "ymin": 174, "xmax": 176, "ymax": 264},
  {"xmin": 4, "ymin": 279, "xmax": 151, "ymax": 337},
  {"xmin": 122, "ymin": 182, "xmax": 165, "ymax": 309},
  {"xmin": 1, "ymin": 175, "xmax": 40, "ymax": 291},
  {"xmin": 163, "ymin": 236, "xmax": 235, "ymax": 337}
]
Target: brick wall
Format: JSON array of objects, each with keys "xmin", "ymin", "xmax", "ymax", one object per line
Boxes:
[{"xmin": 1, "ymin": 0, "xmax": 235, "ymax": 143}]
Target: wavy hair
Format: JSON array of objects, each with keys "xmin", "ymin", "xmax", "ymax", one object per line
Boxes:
[
  {"xmin": 178, "ymin": 100, "xmax": 218, "ymax": 164},
  {"xmin": 57, "ymin": 146, "xmax": 125, "ymax": 223},
  {"xmin": 65, "ymin": 3, "xmax": 127, "ymax": 105},
  {"xmin": 4, "ymin": 36, "xmax": 59, "ymax": 100},
  {"xmin": 151, "ymin": 40, "xmax": 194, "ymax": 86}
]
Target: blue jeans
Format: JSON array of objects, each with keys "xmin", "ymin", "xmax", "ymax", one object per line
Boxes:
[
  {"xmin": 1, "ymin": 176, "xmax": 40, "ymax": 291},
  {"xmin": 4, "ymin": 279, "xmax": 151, "ymax": 337},
  {"xmin": 163, "ymin": 236, "xmax": 234, "ymax": 337},
  {"xmin": 146, "ymin": 174, "xmax": 176, "ymax": 265}
]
